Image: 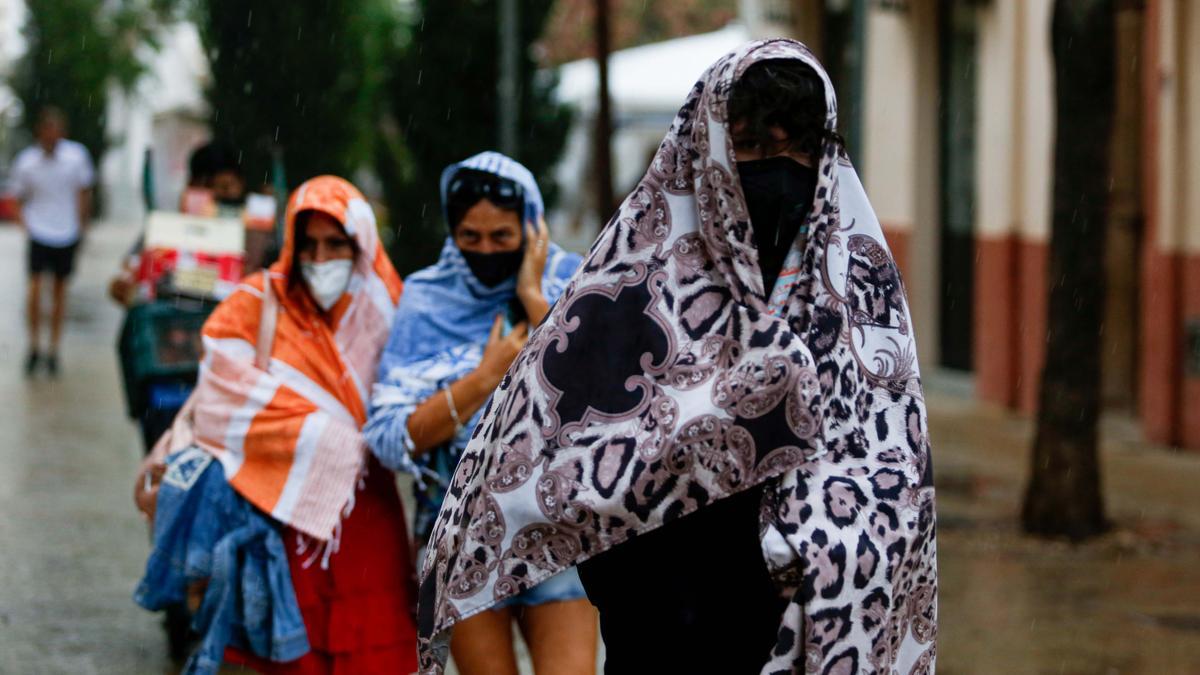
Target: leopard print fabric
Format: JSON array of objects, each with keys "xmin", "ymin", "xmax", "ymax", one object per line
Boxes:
[{"xmin": 416, "ymin": 39, "xmax": 937, "ymax": 674}]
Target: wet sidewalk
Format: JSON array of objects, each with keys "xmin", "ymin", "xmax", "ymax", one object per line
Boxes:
[
  {"xmin": 0, "ymin": 218, "xmax": 169, "ymax": 673},
  {"xmin": 0, "ymin": 217, "xmax": 1196, "ymax": 673},
  {"xmin": 928, "ymin": 378, "xmax": 1200, "ymax": 674}
]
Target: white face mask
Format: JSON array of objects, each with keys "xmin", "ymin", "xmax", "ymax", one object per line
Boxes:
[{"xmin": 300, "ymin": 259, "xmax": 353, "ymax": 311}]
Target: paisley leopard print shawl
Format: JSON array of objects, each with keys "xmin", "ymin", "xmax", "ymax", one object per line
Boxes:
[{"xmin": 417, "ymin": 39, "xmax": 937, "ymax": 674}]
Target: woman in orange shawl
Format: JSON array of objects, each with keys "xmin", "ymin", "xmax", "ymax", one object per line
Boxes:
[{"xmin": 137, "ymin": 176, "xmax": 417, "ymax": 673}]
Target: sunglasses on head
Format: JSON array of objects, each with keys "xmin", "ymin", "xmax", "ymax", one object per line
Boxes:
[{"xmin": 447, "ymin": 170, "xmax": 524, "ymax": 210}]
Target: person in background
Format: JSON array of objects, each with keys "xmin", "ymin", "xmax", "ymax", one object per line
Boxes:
[
  {"xmin": 207, "ymin": 143, "xmax": 248, "ymax": 217},
  {"xmin": 9, "ymin": 107, "xmax": 95, "ymax": 377},
  {"xmin": 109, "ymin": 142, "xmax": 269, "ymax": 308},
  {"xmin": 178, "ymin": 142, "xmax": 218, "ymax": 215},
  {"xmin": 366, "ymin": 152, "xmax": 596, "ymax": 675},
  {"xmin": 192, "ymin": 142, "xmax": 281, "ymax": 270},
  {"xmin": 135, "ymin": 175, "xmax": 418, "ymax": 673},
  {"xmin": 177, "ymin": 142, "xmax": 246, "ymax": 217}
]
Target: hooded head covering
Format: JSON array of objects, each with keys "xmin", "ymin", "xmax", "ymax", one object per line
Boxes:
[
  {"xmin": 195, "ymin": 175, "xmax": 403, "ymax": 542},
  {"xmin": 365, "ymin": 152, "xmax": 581, "ymax": 543},
  {"xmin": 417, "ymin": 41, "xmax": 937, "ymax": 674},
  {"xmin": 399, "ymin": 150, "xmax": 563, "ymax": 351},
  {"xmin": 439, "ymin": 150, "xmax": 545, "ymax": 231}
]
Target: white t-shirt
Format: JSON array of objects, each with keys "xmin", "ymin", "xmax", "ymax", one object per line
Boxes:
[{"xmin": 9, "ymin": 140, "xmax": 96, "ymax": 246}]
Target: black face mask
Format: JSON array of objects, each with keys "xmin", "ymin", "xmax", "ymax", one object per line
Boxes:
[
  {"xmin": 461, "ymin": 248, "xmax": 525, "ymax": 288},
  {"xmin": 736, "ymin": 156, "xmax": 818, "ymax": 292}
]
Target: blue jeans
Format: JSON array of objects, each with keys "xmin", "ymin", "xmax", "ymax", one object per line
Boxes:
[
  {"xmin": 134, "ymin": 448, "xmax": 309, "ymax": 674},
  {"xmin": 494, "ymin": 566, "xmax": 588, "ymax": 609}
]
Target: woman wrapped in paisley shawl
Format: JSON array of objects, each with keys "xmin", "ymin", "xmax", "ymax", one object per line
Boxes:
[{"xmin": 417, "ymin": 40, "xmax": 937, "ymax": 674}]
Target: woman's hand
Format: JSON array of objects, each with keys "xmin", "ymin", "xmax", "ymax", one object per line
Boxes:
[
  {"xmin": 134, "ymin": 459, "xmax": 166, "ymax": 521},
  {"xmin": 476, "ymin": 315, "xmax": 529, "ymax": 387},
  {"xmin": 108, "ymin": 273, "xmax": 136, "ymax": 307},
  {"xmin": 516, "ymin": 217, "xmax": 551, "ymax": 324},
  {"xmin": 187, "ymin": 580, "xmax": 209, "ymax": 612},
  {"xmin": 405, "ymin": 316, "xmax": 530, "ymax": 455}
]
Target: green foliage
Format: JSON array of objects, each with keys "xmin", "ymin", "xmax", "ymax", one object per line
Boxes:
[
  {"xmin": 13, "ymin": 0, "xmax": 184, "ymax": 197},
  {"xmin": 381, "ymin": 0, "xmax": 572, "ymax": 275},
  {"xmin": 14, "ymin": 0, "xmax": 120, "ymax": 164},
  {"xmin": 198, "ymin": 0, "xmax": 394, "ymax": 192}
]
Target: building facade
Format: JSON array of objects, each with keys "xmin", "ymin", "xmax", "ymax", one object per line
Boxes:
[
  {"xmin": 0, "ymin": 0, "xmax": 26, "ymax": 170},
  {"xmin": 101, "ymin": 21, "xmax": 211, "ymax": 224},
  {"xmin": 741, "ymin": 0, "xmax": 1199, "ymax": 449},
  {"xmin": 0, "ymin": 0, "xmax": 23, "ymax": 70}
]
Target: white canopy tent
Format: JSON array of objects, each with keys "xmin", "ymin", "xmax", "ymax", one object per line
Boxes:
[{"xmin": 550, "ymin": 22, "xmax": 752, "ymax": 252}]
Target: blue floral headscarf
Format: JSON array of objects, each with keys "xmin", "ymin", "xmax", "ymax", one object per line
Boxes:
[{"xmin": 365, "ymin": 152, "xmax": 580, "ymax": 543}]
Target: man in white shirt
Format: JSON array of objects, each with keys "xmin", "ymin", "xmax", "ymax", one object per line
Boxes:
[{"xmin": 10, "ymin": 107, "xmax": 95, "ymax": 377}]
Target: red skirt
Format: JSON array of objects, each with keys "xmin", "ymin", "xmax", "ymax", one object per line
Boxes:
[{"xmin": 226, "ymin": 458, "xmax": 419, "ymax": 674}]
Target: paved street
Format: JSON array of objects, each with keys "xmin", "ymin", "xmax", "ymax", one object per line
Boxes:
[
  {"xmin": 930, "ymin": 381, "xmax": 1200, "ymax": 674},
  {"xmin": 0, "ymin": 217, "xmax": 1197, "ymax": 674},
  {"xmin": 0, "ymin": 218, "xmax": 169, "ymax": 673}
]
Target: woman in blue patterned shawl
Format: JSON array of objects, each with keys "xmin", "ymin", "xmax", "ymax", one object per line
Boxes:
[{"xmin": 365, "ymin": 151, "xmax": 596, "ymax": 674}]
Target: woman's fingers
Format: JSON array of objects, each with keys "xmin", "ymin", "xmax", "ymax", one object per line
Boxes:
[{"xmin": 488, "ymin": 314, "xmax": 504, "ymax": 343}]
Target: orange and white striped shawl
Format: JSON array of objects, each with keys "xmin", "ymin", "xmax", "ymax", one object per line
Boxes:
[{"xmin": 193, "ymin": 176, "xmax": 403, "ymax": 541}]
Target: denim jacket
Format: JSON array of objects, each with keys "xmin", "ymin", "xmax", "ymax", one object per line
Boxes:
[{"xmin": 134, "ymin": 447, "xmax": 309, "ymax": 674}]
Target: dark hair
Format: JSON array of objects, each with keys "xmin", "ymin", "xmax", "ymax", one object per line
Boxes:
[
  {"xmin": 206, "ymin": 143, "xmax": 241, "ymax": 177},
  {"xmin": 187, "ymin": 142, "xmax": 242, "ymax": 186},
  {"xmin": 187, "ymin": 145, "xmax": 215, "ymax": 185},
  {"xmin": 445, "ymin": 168, "xmax": 524, "ymax": 231},
  {"xmin": 728, "ymin": 59, "xmax": 839, "ymax": 159},
  {"xmin": 36, "ymin": 106, "xmax": 67, "ymax": 129}
]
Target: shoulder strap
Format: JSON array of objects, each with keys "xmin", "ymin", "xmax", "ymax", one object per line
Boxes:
[{"xmin": 256, "ymin": 274, "xmax": 279, "ymax": 371}]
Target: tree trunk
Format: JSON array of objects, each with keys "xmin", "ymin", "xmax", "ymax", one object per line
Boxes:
[
  {"xmin": 593, "ymin": 0, "xmax": 616, "ymax": 220},
  {"xmin": 1021, "ymin": 0, "xmax": 1116, "ymax": 540},
  {"xmin": 497, "ymin": 0, "xmax": 519, "ymax": 156}
]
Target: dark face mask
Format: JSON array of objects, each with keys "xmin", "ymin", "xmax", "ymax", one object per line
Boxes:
[
  {"xmin": 461, "ymin": 248, "xmax": 524, "ymax": 288},
  {"xmin": 736, "ymin": 156, "xmax": 818, "ymax": 291}
]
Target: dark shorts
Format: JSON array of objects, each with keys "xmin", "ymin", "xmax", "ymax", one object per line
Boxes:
[{"xmin": 28, "ymin": 240, "xmax": 78, "ymax": 279}]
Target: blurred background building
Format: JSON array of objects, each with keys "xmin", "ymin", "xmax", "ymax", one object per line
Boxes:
[
  {"xmin": 102, "ymin": 22, "xmax": 210, "ymax": 223},
  {"xmin": 0, "ymin": 0, "xmax": 25, "ymax": 181},
  {"xmin": 549, "ymin": 0, "xmax": 1199, "ymax": 450},
  {"xmin": 768, "ymin": 0, "xmax": 1200, "ymax": 453}
]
